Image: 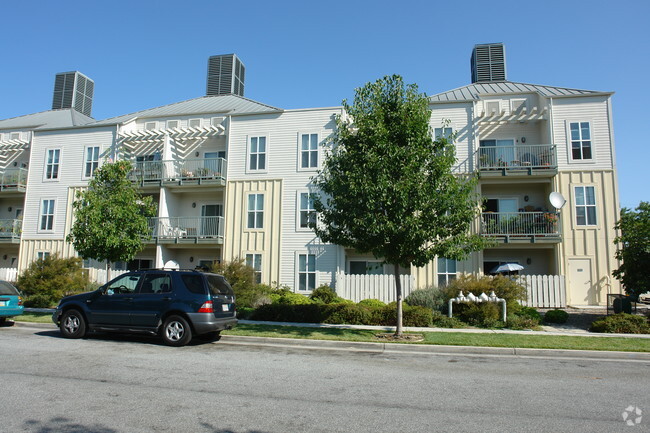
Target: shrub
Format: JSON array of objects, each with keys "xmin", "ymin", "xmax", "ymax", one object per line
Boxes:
[
  {"xmin": 270, "ymin": 289, "xmax": 314, "ymax": 305},
  {"xmin": 405, "ymin": 286, "xmax": 447, "ymax": 312},
  {"xmin": 430, "ymin": 312, "xmax": 466, "ymax": 329},
  {"xmin": 251, "ymin": 303, "xmax": 323, "ymax": 323},
  {"xmin": 506, "ymin": 314, "xmax": 540, "ymax": 330},
  {"xmin": 309, "ymin": 285, "xmax": 339, "ymax": 304},
  {"xmin": 371, "ymin": 303, "xmax": 433, "ymax": 327},
  {"xmin": 16, "ymin": 255, "xmax": 89, "ymax": 307},
  {"xmin": 589, "ymin": 313, "xmax": 650, "ymax": 334},
  {"xmin": 517, "ymin": 307, "xmax": 542, "ymax": 323},
  {"xmin": 210, "ymin": 258, "xmax": 264, "ymax": 309},
  {"xmin": 236, "ymin": 307, "xmax": 255, "ymax": 319},
  {"xmin": 358, "ymin": 299, "xmax": 386, "ymax": 309},
  {"xmin": 455, "ymin": 302, "xmax": 502, "ymax": 328},
  {"xmin": 322, "ymin": 303, "xmax": 372, "ymax": 325},
  {"xmin": 543, "ymin": 309, "xmax": 569, "ymax": 324}
]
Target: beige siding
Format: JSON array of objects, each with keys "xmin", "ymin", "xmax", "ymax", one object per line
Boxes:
[
  {"xmin": 223, "ymin": 179, "xmax": 283, "ymax": 285},
  {"xmin": 429, "ymin": 102, "xmax": 473, "ymax": 172}
]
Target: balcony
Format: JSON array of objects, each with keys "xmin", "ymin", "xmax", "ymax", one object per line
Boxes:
[
  {"xmin": 0, "ymin": 219, "xmax": 22, "ymax": 242},
  {"xmin": 128, "ymin": 158, "xmax": 226, "ymax": 188},
  {"xmin": 481, "ymin": 212, "xmax": 561, "ymax": 243},
  {"xmin": 146, "ymin": 216, "xmax": 224, "ymax": 244},
  {"xmin": 0, "ymin": 168, "xmax": 28, "ymax": 193},
  {"xmin": 475, "ymin": 144, "xmax": 557, "ymax": 177}
]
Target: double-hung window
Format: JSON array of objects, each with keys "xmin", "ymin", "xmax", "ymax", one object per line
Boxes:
[
  {"xmin": 300, "ymin": 133, "xmax": 318, "ymax": 169},
  {"xmin": 45, "ymin": 149, "xmax": 60, "ymax": 180},
  {"xmin": 574, "ymin": 186, "xmax": 597, "ymax": 226},
  {"xmin": 84, "ymin": 146, "xmax": 100, "ymax": 178},
  {"xmin": 40, "ymin": 199, "xmax": 55, "ymax": 231},
  {"xmin": 437, "ymin": 257, "xmax": 457, "ymax": 287},
  {"xmin": 37, "ymin": 251, "xmax": 50, "ymax": 261},
  {"xmin": 299, "ymin": 193, "xmax": 316, "ymax": 229},
  {"xmin": 298, "ymin": 254, "xmax": 316, "ymax": 291},
  {"xmin": 249, "ymin": 136, "xmax": 267, "ymax": 171},
  {"xmin": 434, "ymin": 127, "xmax": 453, "ymax": 140},
  {"xmin": 246, "ymin": 254, "xmax": 262, "ymax": 284},
  {"xmin": 570, "ymin": 122, "xmax": 592, "ymax": 160},
  {"xmin": 247, "ymin": 194, "xmax": 264, "ymax": 229}
]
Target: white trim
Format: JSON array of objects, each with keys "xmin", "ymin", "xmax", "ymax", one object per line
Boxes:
[
  {"xmin": 82, "ymin": 145, "xmax": 101, "ymax": 180},
  {"xmin": 295, "ymin": 190, "xmax": 316, "ymax": 232},
  {"xmin": 43, "ymin": 147, "xmax": 62, "ymax": 182},
  {"xmin": 245, "ymin": 134, "xmax": 269, "ymax": 174},
  {"xmin": 572, "ymin": 184, "xmax": 598, "ymax": 227},
  {"xmin": 295, "ymin": 251, "xmax": 318, "ymax": 292},
  {"xmin": 245, "ymin": 252, "xmax": 263, "ymax": 284},
  {"xmin": 166, "ymin": 120, "xmax": 179, "ymax": 129},
  {"xmin": 188, "ymin": 118, "xmax": 202, "ymax": 128},
  {"xmin": 245, "ymin": 192, "xmax": 265, "ymax": 230},
  {"xmin": 296, "ymin": 131, "xmax": 320, "ymax": 171},
  {"xmin": 38, "ymin": 198, "xmax": 56, "ymax": 233},
  {"xmin": 565, "ymin": 120, "xmax": 596, "ymax": 164},
  {"xmin": 144, "ymin": 121, "xmax": 157, "ymax": 131}
]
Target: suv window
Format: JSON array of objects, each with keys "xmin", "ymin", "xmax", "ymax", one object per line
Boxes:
[
  {"xmin": 106, "ymin": 273, "xmax": 141, "ymax": 294},
  {"xmin": 206, "ymin": 275, "xmax": 234, "ymax": 296},
  {"xmin": 181, "ymin": 274, "xmax": 206, "ymax": 295},
  {"xmin": 0, "ymin": 281, "xmax": 18, "ymax": 295},
  {"xmin": 139, "ymin": 273, "xmax": 172, "ymax": 294}
]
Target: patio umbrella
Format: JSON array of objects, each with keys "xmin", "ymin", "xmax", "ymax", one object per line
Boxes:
[{"xmin": 491, "ymin": 263, "xmax": 524, "ymax": 274}]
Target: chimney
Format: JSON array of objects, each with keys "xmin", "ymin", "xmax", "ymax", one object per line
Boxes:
[
  {"xmin": 471, "ymin": 43, "xmax": 507, "ymax": 83},
  {"xmin": 52, "ymin": 71, "xmax": 94, "ymax": 117},
  {"xmin": 206, "ymin": 54, "xmax": 245, "ymax": 97}
]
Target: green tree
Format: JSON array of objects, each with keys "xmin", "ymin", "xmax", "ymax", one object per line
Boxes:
[
  {"xmin": 66, "ymin": 160, "xmax": 157, "ymax": 280},
  {"xmin": 312, "ymin": 75, "xmax": 488, "ymax": 336},
  {"xmin": 16, "ymin": 255, "xmax": 89, "ymax": 307},
  {"xmin": 613, "ymin": 201, "xmax": 650, "ymax": 298}
]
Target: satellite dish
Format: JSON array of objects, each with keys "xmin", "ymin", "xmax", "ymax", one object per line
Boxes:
[
  {"xmin": 549, "ymin": 192, "xmax": 566, "ymax": 210},
  {"xmin": 164, "ymin": 260, "xmax": 180, "ymax": 270}
]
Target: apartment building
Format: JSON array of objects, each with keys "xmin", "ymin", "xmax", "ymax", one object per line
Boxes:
[{"xmin": 3, "ymin": 46, "xmax": 622, "ymax": 306}]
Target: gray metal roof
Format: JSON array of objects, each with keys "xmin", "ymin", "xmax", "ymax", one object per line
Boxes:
[
  {"xmin": 428, "ymin": 81, "xmax": 612, "ymax": 103},
  {"xmin": 91, "ymin": 94, "xmax": 282, "ymax": 126},
  {"xmin": 0, "ymin": 108, "xmax": 94, "ymax": 131}
]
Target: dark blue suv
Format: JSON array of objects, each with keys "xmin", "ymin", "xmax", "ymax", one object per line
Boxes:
[{"xmin": 52, "ymin": 269, "xmax": 237, "ymax": 346}]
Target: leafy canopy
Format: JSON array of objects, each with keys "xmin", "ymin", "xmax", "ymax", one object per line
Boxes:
[
  {"xmin": 312, "ymin": 74, "xmax": 488, "ymax": 268},
  {"xmin": 613, "ymin": 201, "xmax": 650, "ymax": 298},
  {"xmin": 66, "ymin": 160, "xmax": 157, "ymax": 265}
]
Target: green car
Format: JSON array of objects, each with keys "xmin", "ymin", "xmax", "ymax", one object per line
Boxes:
[{"xmin": 0, "ymin": 280, "xmax": 24, "ymax": 325}]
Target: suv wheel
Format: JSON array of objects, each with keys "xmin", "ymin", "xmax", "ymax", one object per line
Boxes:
[
  {"xmin": 162, "ymin": 315, "xmax": 192, "ymax": 346},
  {"xmin": 60, "ymin": 309, "xmax": 86, "ymax": 338}
]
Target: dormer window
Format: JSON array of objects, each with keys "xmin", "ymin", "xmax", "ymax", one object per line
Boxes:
[{"xmin": 144, "ymin": 122, "xmax": 157, "ymax": 130}]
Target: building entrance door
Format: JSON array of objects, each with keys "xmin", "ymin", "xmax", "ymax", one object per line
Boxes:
[{"xmin": 568, "ymin": 258, "xmax": 593, "ymax": 305}]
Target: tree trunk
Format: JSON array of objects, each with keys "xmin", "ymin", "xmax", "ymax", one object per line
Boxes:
[
  {"xmin": 394, "ymin": 263, "xmax": 403, "ymax": 336},
  {"xmin": 107, "ymin": 261, "xmax": 112, "ymax": 284}
]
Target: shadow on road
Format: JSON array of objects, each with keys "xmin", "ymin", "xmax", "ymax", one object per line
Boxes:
[
  {"xmin": 25, "ymin": 417, "xmax": 117, "ymax": 433},
  {"xmin": 34, "ymin": 329, "xmax": 216, "ymax": 347}
]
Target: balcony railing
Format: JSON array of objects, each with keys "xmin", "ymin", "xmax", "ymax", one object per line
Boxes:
[
  {"xmin": 475, "ymin": 144, "xmax": 557, "ymax": 171},
  {"xmin": 0, "ymin": 219, "xmax": 22, "ymax": 240},
  {"xmin": 128, "ymin": 158, "xmax": 226, "ymax": 184},
  {"xmin": 481, "ymin": 212, "xmax": 561, "ymax": 238},
  {"xmin": 0, "ymin": 168, "xmax": 28, "ymax": 191},
  {"xmin": 147, "ymin": 216, "xmax": 224, "ymax": 242}
]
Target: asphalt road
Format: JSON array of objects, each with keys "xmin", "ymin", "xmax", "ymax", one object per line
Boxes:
[{"xmin": 1, "ymin": 324, "xmax": 649, "ymax": 433}]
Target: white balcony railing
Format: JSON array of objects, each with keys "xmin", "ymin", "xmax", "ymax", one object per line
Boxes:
[
  {"xmin": 475, "ymin": 144, "xmax": 557, "ymax": 170},
  {"xmin": 481, "ymin": 212, "xmax": 561, "ymax": 237},
  {"xmin": 147, "ymin": 216, "xmax": 224, "ymax": 242},
  {"xmin": 0, "ymin": 168, "xmax": 28, "ymax": 191},
  {"xmin": 128, "ymin": 158, "xmax": 226, "ymax": 184},
  {"xmin": 0, "ymin": 219, "xmax": 22, "ymax": 239}
]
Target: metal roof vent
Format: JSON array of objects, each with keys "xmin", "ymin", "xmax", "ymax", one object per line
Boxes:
[
  {"xmin": 52, "ymin": 71, "xmax": 94, "ymax": 117},
  {"xmin": 206, "ymin": 54, "xmax": 245, "ymax": 97},
  {"xmin": 471, "ymin": 43, "xmax": 507, "ymax": 83}
]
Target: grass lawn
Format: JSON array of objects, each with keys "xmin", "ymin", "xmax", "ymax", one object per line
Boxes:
[{"xmin": 17, "ymin": 314, "xmax": 650, "ymax": 352}]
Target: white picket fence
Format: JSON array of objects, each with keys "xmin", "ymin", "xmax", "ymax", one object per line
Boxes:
[
  {"xmin": 334, "ymin": 272, "xmax": 416, "ymax": 303},
  {"xmin": 0, "ymin": 267, "xmax": 18, "ymax": 283},
  {"xmin": 91, "ymin": 268, "xmax": 129, "ymax": 285},
  {"xmin": 517, "ymin": 274, "xmax": 566, "ymax": 308}
]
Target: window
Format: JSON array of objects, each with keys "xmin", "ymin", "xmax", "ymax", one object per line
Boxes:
[
  {"xmin": 249, "ymin": 136, "xmax": 266, "ymax": 171},
  {"xmin": 349, "ymin": 261, "xmax": 383, "ymax": 275},
  {"xmin": 434, "ymin": 127, "xmax": 453, "ymax": 140},
  {"xmin": 37, "ymin": 251, "xmax": 50, "ymax": 261},
  {"xmin": 299, "ymin": 193, "xmax": 316, "ymax": 229},
  {"xmin": 189, "ymin": 118, "xmax": 201, "ymax": 128},
  {"xmin": 246, "ymin": 254, "xmax": 262, "ymax": 284},
  {"xmin": 511, "ymin": 99, "xmax": 527, "ymax": 112},
  {"xmin": 570, "ymin": 122, "xmax": 592, "ymax": 160},
  {"xmin": 574, "ymin": 186, "xmax": 597, "ymax": 226},
  {"xmin": 300, "ymin": 133, "xmax": 318, "ymax": 168},
  {"xmin": 45, "ymin": 149, "xmax": 60, "ymax": 180},
  {"xmin": 437, "ymin": 258, "xmax": 457, "ymax": 287},
  {"xmin": 40, "ymin": 199, "xmax": 55, "ymax": 231},
  {"xmin": 167, "ymin": 120, "xmax": 179, "ymax": 129},
  {"xmin": 10, "ymin": 132, "xmax": 21, "ymax": 140},
  {"xmin": 247, "ymin": 193, "xmax": 264, "ymax": 229},
  {"xmin": 84, "ymin": 146, "xmax": 100, "ymax": 178},
  {"xmin": 139, "ymin": 273, "xmax": 172, "ymax": 294},
  {"xmin": 144, "ymin": 122, "xmax": 157, "ymax": 130},
  {"xmin": 298, "ymin": 254, "xmax": 316, "ymax": 291},
  {"xmin": 107, "ymin": 273, "xmax": 141, "ymax": 294}
]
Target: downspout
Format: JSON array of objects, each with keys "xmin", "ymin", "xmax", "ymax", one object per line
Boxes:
[{"xmin": 548, "ymin": 96, "xmax": 563, "ymax": 278}]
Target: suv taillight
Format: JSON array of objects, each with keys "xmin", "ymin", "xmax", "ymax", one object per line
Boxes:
[
  {"xmin": 198, "ymin": 301, "xmax": 214, "ymax": 313},
  {"xmin": 18, "ymin": 296, "xmax": 23, "ymax": 306}
]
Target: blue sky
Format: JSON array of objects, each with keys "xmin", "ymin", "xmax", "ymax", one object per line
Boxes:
[{"xmin": 1, "ymin": 0, "xmax": 647, "ymax": 209}]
